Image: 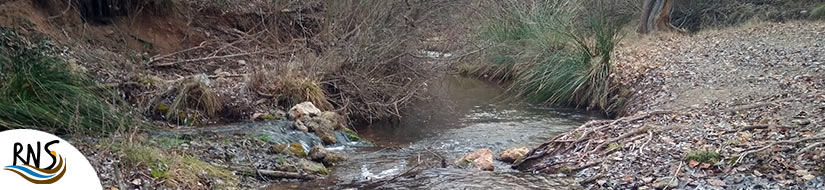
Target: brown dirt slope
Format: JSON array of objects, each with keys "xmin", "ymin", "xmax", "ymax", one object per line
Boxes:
[
  {"xmin": 0, "ymin": 0, "xmax": 326, "ymax": 125},
  {"xmin": 516, "ymin": 21, "xmax": 825, "ymax": 189}
]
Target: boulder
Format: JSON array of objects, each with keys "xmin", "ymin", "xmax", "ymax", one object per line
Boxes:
[
  {"xmin": 314, "ymin": 129, "xmax": 337, "ymax": 145},
  {"xmin": 499, "ymin": 147, "xmax": 529, "ymax": 163},
  {"xmin": 308, "ymin": 145, "xmax": 327, "ymax": 161},
  {"xmin": 305, "ymin": 118, "xmax": 338, "ymax": 144},
  {"xmin": 296, "ymin": 159, "xmax": 329, "ymax": 175},
  {"xmin": 293, "ymin": 120, "xmax": 309, "ymax": 132},
  {"xmin": 305, "ymin": 117, "xmax": 334, "ymax": 132},
  {"xmin": 322, "ymin": 151, "xmax": 348, "ymax": 166},
  {"xmin": 272, "ymin": 142, "xmax": 306, "ymax": 157},
  {"xmin": 308, "ymin": 145, "xmax": 347, "ymax": 166},
  {"xmin": 318, "ymin": 111, "xmax": 346, "ymax": 130},
  {"xmin": 289, "ymin": 102, "xmax": 322, "ymax": 121},
  {"xmin": 455, "ymin": 148, "xmax": 494, "ymax": 171}
]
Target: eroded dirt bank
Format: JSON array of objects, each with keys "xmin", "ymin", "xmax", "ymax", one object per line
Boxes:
[{"xmin": 515, "ymin": 21, "xmax": 825, "ymax": 189}]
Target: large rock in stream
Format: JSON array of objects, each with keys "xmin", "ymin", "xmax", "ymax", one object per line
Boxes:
[
  {"xmin": 455, "ymin": 148, "xmax": 495, "ymax": 171},
  {"xmin": 308, "ymin": 145, "xmax": 348, "ymax": 166},
  {"xmin": 305, "ymin": 117, "xmax": 338, "ymax": 145},
  {"xmin": 499, "ymin": 147, "xmax": 529, "ymax": 164},
  {"xmin": 289, "ymin": 102, "xmax": 322, "ymax": 121}
]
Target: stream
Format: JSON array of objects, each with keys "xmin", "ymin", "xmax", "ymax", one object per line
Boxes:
[{"xmin": 269, "ymin": 76, "xmax": 602, "ymax": 189}]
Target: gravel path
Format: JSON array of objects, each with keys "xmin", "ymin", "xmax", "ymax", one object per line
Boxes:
[{"xmin": 517, "ymin": 21, "xmax": 825, "ymax": 189}]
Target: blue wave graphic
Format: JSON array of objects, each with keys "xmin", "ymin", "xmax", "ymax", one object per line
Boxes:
[{"xmin": 4, "ymin": 165, "xmax": 56, "ymax": 179}]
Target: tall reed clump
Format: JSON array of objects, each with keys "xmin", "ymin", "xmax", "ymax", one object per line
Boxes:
[
  {"xmin": 468, "ymin": 0, "xmax": 631, "ymax": 116},
  {"xmin": 0, "ymin": 29, "xmax": 132, "ymax": 133}
]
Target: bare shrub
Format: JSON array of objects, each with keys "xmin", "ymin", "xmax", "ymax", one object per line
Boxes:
[
  {"xmin": 319, "ymin": 0, "xmax": 451, "ymax": 121},
  {"xmin": 249, "ymin": 62, "xmax": 332, "ymax": 111}
]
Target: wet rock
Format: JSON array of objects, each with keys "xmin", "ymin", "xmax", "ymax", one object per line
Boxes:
[
  {"xmin": 293, "ymin": 120, "xmax": 309, "ymax": 132},
  {"xmin": 273, "ymin": 142, "xmax": 307, "ymax": 157},
  {"xmin": 318, "ymin": 111, "xmax": 346, "ymax": 130},
  {"xmin": 322, "ymin": 151, "xmax": 347, "ymax": 166},
  {"xmin": 455, "ymin": 148, "xmax": 494, "ymax": 171},
  {"xmin": 305, "ymin": 117, "xmax": 334, "ymax": 132},
  {"xmin": 314, "ymin": 130, "xmax": 336, "ymax": 145},
  {"xmin": 305, "ymin": 118, "xmax": 337, "ymax": 144},
  {"xmin": 308, "ymin": 145, "xmax": 327, "ymax": 161},
  {"xmin": 499, "ymin": 147, "xmax": 529, "ymax": 163},
  {"xmin": 289, "ymin": 102, "xmax": 321, "ymax": 121},
  {"xmin": 296, "ymin": 159, "xmax": 328, "ymax": 175}
]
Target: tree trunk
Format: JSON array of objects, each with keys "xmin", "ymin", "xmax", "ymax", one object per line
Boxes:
[{"xmin": 637, "ymin": 0, "xmax": 678, "ymax": 34}]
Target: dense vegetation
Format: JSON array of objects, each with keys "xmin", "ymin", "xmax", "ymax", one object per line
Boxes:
[
  {"xmin": 0, "ymin": 29, "xmax": 132, "ymax": 133},
  {"xmin": 462, "ymin": 0, "xmax": 632, "ymax": 116}
]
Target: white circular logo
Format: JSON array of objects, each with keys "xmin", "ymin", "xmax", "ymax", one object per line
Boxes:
[{"xmin": 0, "ymin": 129, "xmax": 102, "ymax": 189}]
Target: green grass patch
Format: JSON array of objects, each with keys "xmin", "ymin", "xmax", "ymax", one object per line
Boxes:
[
  {"xmin": 0, "ymin": 29, "xmax": 132, "ymax": 133},
  {"xmin": 685, "ymin": 149, "xmax": 720, "ymax": 163},
  {"xmin": 342, "ymin": 128, "xmax": 362, "ymax": 141},
  {"xmin": 122, "ymin": 144, "xmax": 236, "ymax": 188},
  {"xmin": 151, "ymin": 136, "xmax": 188, "ymax": 149},
  {"xmin": 466, "ymin": 0, "xmax": 631, "ymax": 116}
]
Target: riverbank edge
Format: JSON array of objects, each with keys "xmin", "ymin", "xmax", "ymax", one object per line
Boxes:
[{"xmin": 513, "ymin": 21, "xmax": 825, "ymax": 189}]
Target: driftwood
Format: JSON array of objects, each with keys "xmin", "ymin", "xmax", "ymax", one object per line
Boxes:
[
  {"xmin": 211, "ymin": 163, "xmax": 317, "ymax": 180},
  {"xmin": 234, "ymin": 168, "xmax": 316, "ymax": 180},
  {"xmin": 513, "ymin": 110, "xmax": 674, "ymax": 170}
]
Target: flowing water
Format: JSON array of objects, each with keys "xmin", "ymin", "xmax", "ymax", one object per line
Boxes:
[{"xmin": 269, "ymin": 76, "xmax": 602, "ymax": 189}]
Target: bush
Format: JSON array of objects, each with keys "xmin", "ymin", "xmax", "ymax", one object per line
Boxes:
[
  {"xmin": 0, "ymin": 29, "xmax": 132, "ymax": 134},
  {"xmin": 467, "ymin": 0, "xmax": 631, "ymax": 116},
  {"xmin": 319, "ymin": 0, "xmax": 448, "ymax": 121}
]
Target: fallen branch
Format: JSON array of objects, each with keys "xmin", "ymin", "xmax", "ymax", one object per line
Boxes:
[
  {"xmin": 515, "ymin": 110, "xmax": 673, "ymax": 167},
  {"xmin": 151, "ymin": 51, "xmax": 265, "ymax": 67},
  {"xmin": 726, "ymin": 97, "xmax": 790, "ymax": 113},
  {"xmin": 734, "ymin": 136, "xmax": 825, "ymax": 165},
  {"xmin": 572, "ymin": 161, "xmax": 601, "ymax": 172},
  {"xmin": 234, "ymin": 167, "xmax": 316, "ymax": 180},
  {"xmin": 591, "ymin": 125, "xmax": 650, "ymax": 153},
  {"xmin": 146, "ymin": 41, "xmax": 209, "ymax": 65},
  {"xmin": 665, "ymin": 161, "xmax": 683, "ymax": 190},
  {"xmin": 727, "ymin": 102, "xmax": 775, "ymax": 112},
  {"xmin": 796, "ymin": 142, "xmax": 824, "ymax": 158},
  {"xmin": 579, "ymin": 165, "xmax": 605, "ymax": 185},
  {"xmin": 723, "ymin": 124, "xmax": 770, "ymax": 134},
  {"xmin": 636, "ymin": 130, "xmax": 654, "ymax": 154}
]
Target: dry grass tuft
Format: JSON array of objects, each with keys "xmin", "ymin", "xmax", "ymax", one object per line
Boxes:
[
  {"xmin": 251, "ymin": 69, "xmax": 332, "ymax": 111},
  {"xmin": 168, "ymin": 75, "xmax": 221, "ymax": 118}
]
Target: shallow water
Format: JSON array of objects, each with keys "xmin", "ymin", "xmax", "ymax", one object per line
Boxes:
[{"xmin": 269, "ymin": 76, "xmax": 601, "ymax": 189}]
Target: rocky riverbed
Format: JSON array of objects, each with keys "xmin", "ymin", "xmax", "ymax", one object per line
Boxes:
[{"xmin": 515, "ymin": 21, "xmax": 825, "ymax": 189}]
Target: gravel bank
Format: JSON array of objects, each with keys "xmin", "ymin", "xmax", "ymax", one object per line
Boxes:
[{"xmin": 516, "ymin": 21, "xmax": 825, "ymax": 189}]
